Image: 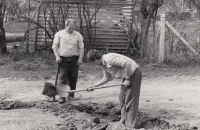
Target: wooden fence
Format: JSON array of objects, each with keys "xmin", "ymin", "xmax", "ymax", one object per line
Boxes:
[{"xmin": 158, "ymin": 13, "xmax": 200, "ymax": 64}]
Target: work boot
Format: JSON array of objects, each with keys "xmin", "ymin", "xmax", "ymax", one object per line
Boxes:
[
  {"xmin": 59, "ymin": 97, "xmax": 66, "ymax": 104},
  {"xmin": 69, "ymin": 92, "xmax": 74, "ymax": 98}
]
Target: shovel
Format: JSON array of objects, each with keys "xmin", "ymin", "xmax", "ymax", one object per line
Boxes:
[
  {"xmin": 61, "ymin": 84, "xmax": 122, "ymax": 93},
  {"xmin": 55, "ymin": 63, "xmax": 61, "ymax": 88},
  {"xmin": 54, "ymin": 63, "xmax": 122, "ymax": 94}
]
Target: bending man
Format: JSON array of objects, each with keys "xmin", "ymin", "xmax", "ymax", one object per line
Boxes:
[{"xmin": 87, "ymin": 49, "xmax": 142, "ymax": 128}]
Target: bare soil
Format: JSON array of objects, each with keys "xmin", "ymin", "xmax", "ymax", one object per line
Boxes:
[{"xmin": 0, "ymin": 62, "xmax": 200, "ymax": 130}]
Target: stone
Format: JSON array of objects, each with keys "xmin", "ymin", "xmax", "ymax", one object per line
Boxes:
[
  {"xmin": 5, "ymin": 102, "xmax": 15, "ymax": 110},
  {"xmin": 105, "ymin": 102, "xmax": 115, "ymax": 109},
  {"xmin": 91, "ymin": 123, "xmax": 108, "ymax": 130}
]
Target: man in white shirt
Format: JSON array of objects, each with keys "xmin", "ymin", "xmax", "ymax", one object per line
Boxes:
[
  {"xmin": 87, "ymin": 49, "xmax": 142, "ymax": 129},
  {"xmin": 52, "ymin": 19, "xmax": 84, "ymax": 103}
]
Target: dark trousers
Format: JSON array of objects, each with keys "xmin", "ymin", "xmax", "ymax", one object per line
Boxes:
[
  {"xmin": 58, "ymin": 56, "xmax": 79, "ymax": 97},
  {"xmin": 119, "ymin": 68, "xmax": 142, "ymax": 128}
]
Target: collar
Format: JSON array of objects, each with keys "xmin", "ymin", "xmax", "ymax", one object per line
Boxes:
[{"xmin": 62, "ymin": 29, "xmax": 76, "ymax": 36}]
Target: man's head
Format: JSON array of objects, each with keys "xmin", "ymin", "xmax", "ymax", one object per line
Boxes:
[
  {"xmin": 65, "ymin": 19, "xmax": 76, "ymax": 34},
  {"xmin": 87, "ymin": 49, "xmax": 104, "ymax": 66}
]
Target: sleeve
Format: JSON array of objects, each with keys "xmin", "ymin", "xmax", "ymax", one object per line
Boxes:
[
  {"xmin": 92, "ymin": 67, "xmax": 112, "ymax": 87},
  {"xmin": 77, "ymin": 33, "xmax": 84, "ymax": 49},
  {"xmin": 52, "ymin": 32, "xmax": 60, "ymax": 49}
]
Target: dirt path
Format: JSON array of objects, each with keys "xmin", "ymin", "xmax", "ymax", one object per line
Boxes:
[{"xmin": 0, "ymin": 67, "xmax": 200, "ymax": 130}]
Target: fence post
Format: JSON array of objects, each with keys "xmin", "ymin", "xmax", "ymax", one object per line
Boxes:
[{"xmin": 159, "ymin": 13, "xmax": 165, "ymax": 64}]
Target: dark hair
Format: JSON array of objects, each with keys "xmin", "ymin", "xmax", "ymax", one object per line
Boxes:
[{"xmin": 87, "ymin": 49, "xmax": 103, "ymax": 61}]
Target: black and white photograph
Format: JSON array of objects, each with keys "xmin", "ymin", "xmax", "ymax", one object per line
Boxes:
[{"xmin": 0, "ymin": 0, "xmax": 199, "ymax": 130}]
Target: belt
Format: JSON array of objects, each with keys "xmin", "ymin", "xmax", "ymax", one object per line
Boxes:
[{"xmin": 60, "ymin": 56, "xmax": 78, "ymax": 61}]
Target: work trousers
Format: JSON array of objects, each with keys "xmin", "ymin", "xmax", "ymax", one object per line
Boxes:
[
  {"xmin": 119, "ymin": 68, "xmax": 142, "ymax": 128},
  {"xmin": 57, "ymin": 56, "xmax": 79, "ymax": 98}
]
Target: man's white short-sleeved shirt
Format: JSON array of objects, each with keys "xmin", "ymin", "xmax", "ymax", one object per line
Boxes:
[
  {"xmin": 102, "ymin": 53, "xmax": 139, "ymax": 79},
  {"xmin": 52, "ymin": 29, "xmax": 84, "ymax": 57}
]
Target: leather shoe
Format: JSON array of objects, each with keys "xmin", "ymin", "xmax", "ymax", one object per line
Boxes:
[
  {"xmin": 59, "ymin": 97, "xmax": 66, "ymax": 104},
  {"xmin": 67, "ymin": 95, "xmax": 75, "ymax": 101}
]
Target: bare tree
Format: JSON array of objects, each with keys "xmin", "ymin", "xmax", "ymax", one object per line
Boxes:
[
  {"xmin": 3, "ymin": 0, "xmax": 19, "ymax": 22},
  {"xmin": 191, "ymin": 0, "xmax": 200, "ymax": 17},
  {"xmin": 139, "ymin": 0, "xmax": 163, "ymax": 58},
  {"xmin": 75, "ymin": 0, "xmax": 108, "ymax": 50}
]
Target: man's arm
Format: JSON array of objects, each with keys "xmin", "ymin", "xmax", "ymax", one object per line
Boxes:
[
  {"xmin": 89, "ymin": 68, "xmax": 111, "ymax": 88},
  {"xmin": 77, "ymin": 47, "xmax": 84, "ymax": 66},
  {"xmin": 53, "ymin": 48, "xmax": 60, "ymax": 58},
  {"xmin": 77, "ymin": 32, "xmax": 84, "ymax": 65},
  {"xmin": 52, "ymin": 33, "xmax": 61, "ymax": 63},
  {"xmin": 79, "ymin": 47, "xmax": 84, "ymax": 61},
  {"xmin": 53, "ymin": 48, "xmax": 62, "ymax": 63},
  {"xmin": 92, "ymin": 77, "xmax": 109, "ymax": 88}
]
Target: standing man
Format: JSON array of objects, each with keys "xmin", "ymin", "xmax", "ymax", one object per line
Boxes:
[
  {"xmin": 52, "ymin": 19, "xmax": 84, "ymax": 103},
  {"xmin": 87, "ymin": 49, "xmax": 142, "ymax": 129}
]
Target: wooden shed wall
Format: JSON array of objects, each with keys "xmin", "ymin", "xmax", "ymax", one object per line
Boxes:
[{"xmin": 35, "ymin": 0, "xmax": 133, "ymax": 52}]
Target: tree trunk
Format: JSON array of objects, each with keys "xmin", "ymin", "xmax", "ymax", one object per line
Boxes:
[
  {"xmin": 191, "ymin": 0, "xmax": 200, "ymax": 17},
  {"xmin": 140, "ymin": 14, "xmax": 151, "ymax": 57},
  {"xmin": 140, "ymin": 0, "xmax": 162, "ymax": 58},
  {"xmin": 0, "ymin": 2, "xmax": 7, "ymax": 54}
]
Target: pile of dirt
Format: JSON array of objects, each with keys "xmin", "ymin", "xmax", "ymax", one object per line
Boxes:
[
  {"xmin": 75, "ymin": 102, "xmax": 121, "ymax": 122},
  {"xmin": 1, "ymin": 100, "xmax": 198, "ymax": 130},
  {"xmin": 0, "ymin": 100, "xmax": 36, "ymax": 110},
  {"xmin": 74, "ymin": 102, "xmax": 198, "ymax": 130}
]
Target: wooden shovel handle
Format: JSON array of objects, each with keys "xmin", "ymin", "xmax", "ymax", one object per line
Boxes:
[
  {"xmin": 55, "ymin": 63, "xmax": 60, "ymax": 88},
  {"xmin": 63, "ymin": 84, "xmax": 122, "ymax": 93}
]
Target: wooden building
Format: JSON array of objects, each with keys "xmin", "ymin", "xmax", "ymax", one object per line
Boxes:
[{"xmin": 34, "ymin": 0, "xmax": 135, "ymax": 53}]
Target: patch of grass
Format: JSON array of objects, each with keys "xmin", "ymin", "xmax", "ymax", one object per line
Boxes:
[
  {"xmin": 0, "ymin": 49, "xmax": 57, "ymax": 79},
  {"xmin": 1, "ymin": 49, "xmax": 56, "ymax": 71},
  {"xmin": 0, "ymin": 48, "xmax": 104, "ymax": 80}
]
